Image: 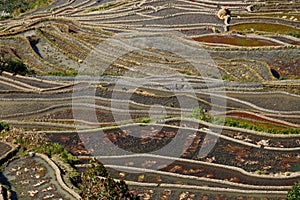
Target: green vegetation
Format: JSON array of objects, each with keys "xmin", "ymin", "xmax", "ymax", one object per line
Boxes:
[
  {"xmin": 0, "ymin": 0, "xmax": 55, "ymax": 17},
  {"xmin": 179, "ymin": 70, "xmax": 192, "ymax": 76},
  {"xmin": 0, "ymin": 121, "xmax": 9, "ymax": 131},
  {"xmin": 78, "ymin": 158, "xmax": 138, "ymax": 200},
  {"xmin": 0, "ymin": 16, "xmax": 11, "ymax": 21},
  {"xmin": 0, "ymin": 126, "xmax": 139, "ymax": 199},
  {"xmin": 230, "ymin": 23, "xmax": 300, "ymax": 38},
  {"xmin": 191, "ymin": 107, "xmax": 299, "ymax": 134},
  {"xmin": 288, "ymin": 182, "xmax": 300, "ymax": 200},
  {"xmin": 287, "ymin": 31, "xmax": 300, "ymax": 38},
  {"xmin": 38, "ymin": 143, "xmax": 78, "ymax": 165},
  {"xmin": 219, "ymin": 117, "xmax": 300, "ymax": 134},
  {"xmin": 0, "ymin": 0, "xmax": 298, "ymax": 198},
  {"xmin": 0, "ymin": 128, "xmax": 78, "ymax": 165},
  {"xmin": 136, "ymin": 117, "xmax": 151, "ymax": 123},
  {"xmin": 7, "ymin": 59, "xmax": 27, "ymax": 74},
  {"xmin": 191, "ymin": 107, "xmax": 211, "ymax": 122},
  {"xmin": 222, "ymin": 74, "xmax": 234, "ymax": 81},
  {"xmin": 0, "ymin": 58, "xmax": 33, "ymax": 75},
  {"xmin": 87, "ymin": 2, "xmax": 122, "ymax": 13},
  {"xmin": 48, "ymin": 70, "xmax": 78, "ymax": 76}
]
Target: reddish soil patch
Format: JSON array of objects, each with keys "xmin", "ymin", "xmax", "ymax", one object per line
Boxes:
[
  {"xmin": 226, "ymin": 111, "xmax": 299, "ymax": 128},
  {"xmin": 193, "ymin": 35, "xmax": 281, "ymax": 47}
]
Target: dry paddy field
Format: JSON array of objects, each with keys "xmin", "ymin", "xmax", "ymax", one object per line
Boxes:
[{"xmin": 0, "ymin": 0, "xmax": 299, "ymax": 199}]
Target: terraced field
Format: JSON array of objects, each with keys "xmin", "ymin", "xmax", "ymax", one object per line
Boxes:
[{"xmin": 0, "ymin": 0, "xmax": 299, "ymax": 199}]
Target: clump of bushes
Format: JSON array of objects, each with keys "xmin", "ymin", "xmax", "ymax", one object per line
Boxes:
[
  {"xmin": 78, "ymin": 158, "xmax": 139, "ymax": 200},
  {"xmin": 37, "ymin": 142, "xmax": 78, "ymax": 165},
  {"xmin": 136, "ymin": 117, "xmax": 151, "ymax": 123},
  {"xmin": 0, "ymin": 58, "xmax": 34, "ymax": 75},
  {"xmin": 288, "ymin": 181, "xmax": 300, "ymax": 200},
  {"xmin": 1, "ymin": 59, "xmax": 27, "ymax": 75},
  {"xmin": 0, "ymin": 122, "xmax": 9, "ymax": 132},
  {"xmin": 287, "ymin": 31, "xmax": 300, "ymax": 38},
  {"xmin": 0, "ymin": 16, "xmax": 11, "ymax": 21},
  {"xmin": 191, "ymin": 106, "xmax": 211, "ymax": 122}
]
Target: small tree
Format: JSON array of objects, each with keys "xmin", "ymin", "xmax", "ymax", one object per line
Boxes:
[{"xmin": 7, "ymin": 59, "xmax": 28, "ymax": 75}]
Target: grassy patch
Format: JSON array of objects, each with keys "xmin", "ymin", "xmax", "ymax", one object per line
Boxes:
[
  {"xmin": 222, "ymin": 74, "xmax": 234, "ymax": 81},
  {"xmin": 136, "ymin": 117, "xmax": 151, "ymax": 123},
  {"xmin": 190, "ymin": 107, "xmax": 299, "ymax": 134},
  {"xmin": 47, "ymin": 70, "xmax": 78, "ymax": 76},
  {"xmin": 230, "ymin": 23, "xmax": 300, "ymax": 38},
  {"xmin": 87, "ymin": 2, "xmax": 123, "ymax": 13},
  {"xmin": 215, "ymin": 117, "xmax": 300, "ymax": 135}
]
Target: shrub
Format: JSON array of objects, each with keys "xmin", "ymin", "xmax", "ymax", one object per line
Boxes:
[
  {"xmin": 36, "ymin": 142, "xmax": 78, "ymax": 165},
  {"xmin": 191, "ymin": 107, "xmax": 210, "ymax": 122},
  {"xmin": 287, "ymin": 32, "xmax": 300, "ymax": 38},
  {"xmin": 79, "ymin": 158, "xmax": 139, "ymax": 200},
  {"xmin": 0, "ymin": 16, "xmax": 11, "ymax": 21},
  {"xmin": 288, "ymin": 182, "xmax": 300, "ymax": 200},
  {"xmin": 139, "ymin": 118, "xmax": 151, "ymax": 123},
  {"xmin": 0, "ymin": 122, "xmax": 9, "ymax": 131},
  {"xmin": 0, "ymin": 58, "xmax": 33, "ymax": 75},
  {"xmin": 222, "ymin": 75, "xmax": 233, "ymax": 81}
]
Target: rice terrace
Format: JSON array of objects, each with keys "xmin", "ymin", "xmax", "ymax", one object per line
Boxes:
[{"xmin": 0, "ymin": 0, "xmax": 299, "ymax": 199}]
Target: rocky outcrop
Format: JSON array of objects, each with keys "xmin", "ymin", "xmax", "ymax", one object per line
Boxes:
[{"xmin": 217, "ymin": 7, "xmax": 231, "ymax": 25}]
